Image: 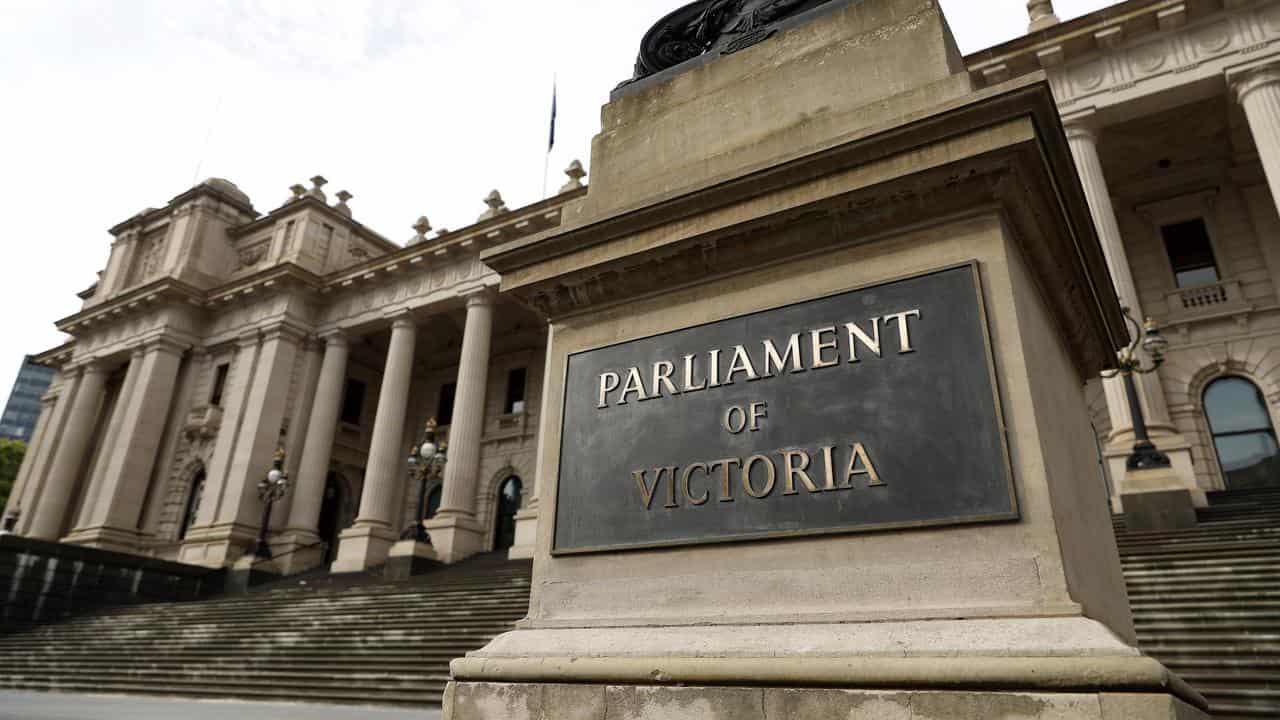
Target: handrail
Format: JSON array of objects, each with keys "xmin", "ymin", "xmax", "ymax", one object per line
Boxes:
[{"xmin": 253, "ymin": 540, "xmax": 328, "ymax": 568}]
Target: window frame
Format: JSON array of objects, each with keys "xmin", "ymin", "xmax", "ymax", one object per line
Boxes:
[{"xmin": 1203, "ymin": 375, "xmax": 1280, "ymax": 490}]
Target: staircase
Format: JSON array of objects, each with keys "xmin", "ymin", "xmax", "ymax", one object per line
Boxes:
[
  {"xmin": 0, "ymin": 552, "xmax": 532, "ymax": 706},
  {"xmin": 1117, "ymin": 487, "xmax": 1280, "ymax": 719}
]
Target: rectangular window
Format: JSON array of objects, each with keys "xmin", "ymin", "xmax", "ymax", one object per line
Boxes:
[
  {"xmin": 209, "ymin": 364, "xmax": 230, "ymax": 407},
  {"xmin": 340, "ymin": 379, "xmax": 366, "ymax": 425},
  {"xmin": 504, "ymin": 367, "xmax": 528, "ymax": 414},
  {"xmin": 1162, "ymin": 219, "xmax": 1220, "ymax": 289},
  {"xmin": 436, "ymin": 382, "xmax": 457, "ymax": 426}
]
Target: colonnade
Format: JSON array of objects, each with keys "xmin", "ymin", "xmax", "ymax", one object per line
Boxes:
[
  {"xmin": 8, "ymin": 289, "xmax": 502, "ymax": 574},
  {"xmin": 1062, "ymin": 60, "xmax": 1280, "ymax": 500}
]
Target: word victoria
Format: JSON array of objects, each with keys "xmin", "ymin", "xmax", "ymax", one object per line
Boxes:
[{"xmin": 633, "ymin": 442, "xmax": 882, "ymax": 511}]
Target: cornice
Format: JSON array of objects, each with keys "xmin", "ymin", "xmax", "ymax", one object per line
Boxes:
[
  {"xmin": 321, "ymin": 187, "xmax": 585, "ymax": 297},
  {"xmin": 56, "ymin": 278, "xmax": 206, "ymax": 334},
  {"xmin": 31, "ymin": 342, "xmax": 76, "ymax": 369},
  {"xmin": 965, "ymin": 0, "xmax": 1192, "ymax": 79},
  {"xmin": 204, "ymin": 262, "xmax": 325, "ymax": 308}
]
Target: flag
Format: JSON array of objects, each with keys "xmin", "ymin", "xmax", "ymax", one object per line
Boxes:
[{"xmin": 548, "ymin": 79, "xmax": 558, "ymax": 153}]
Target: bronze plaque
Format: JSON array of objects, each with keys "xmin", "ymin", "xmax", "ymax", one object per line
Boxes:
[{"xmin": 553, "ymin": 263, "xmax": 1016, "ymax": 554}]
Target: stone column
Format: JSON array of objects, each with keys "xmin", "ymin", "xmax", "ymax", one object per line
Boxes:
[
  {"xmin": 1065, "ymin": 115, "xmax": 1199, "ymax": 508},
  {"xmin": 28, "ymin": 363, "xmax": 108, "ymax": 540},
  {"xmin": 427, "ymin": 291, "xmax": 495, "ymax": 563},
  {"xmin": 1231, "ymin": 64, "xmax": 1280, "ymax": 217},
  {"xmin": 283, "ymin": 331, "xmax": 350, "ymax": 551},
  {"xmin": 180, "ymin": 326, "xmax": 301, "ymax": 567},
  {"xmin": 3, "ymin": 390, "xmax": 56, "ymax": 525},
  {"xmin": 332, "ymin": 315, "xmax": 417, "ymax": 573},
  {"xmin": 66, "ymin": 339, "xmax": 184, "ymax": 552}
]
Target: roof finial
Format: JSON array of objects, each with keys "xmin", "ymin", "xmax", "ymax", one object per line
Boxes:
[
  {"xmin": 560, "ymin": 159, "xmax": 587, "ymax": 194},
  {"xmin": 287, "ymin": 184, "xmax": 307, "ymax": 204},
  {"xmin": 308, "ymin": 175, "xmax": 328, "ymax": 203},
  {"xmin": 1027, "ymin": 0, "xmax": 1060, "ymax": 32},
  {"xmin": 478, "ymin": 189, "xmax": 509, "ymax": 221},
  {"xmin": 334, "ymin": 190, "xmax": 353, "ymax": 217},
  {"xmin": 410, "ymin": 216, "xmax": 432, "ymax": 246}
]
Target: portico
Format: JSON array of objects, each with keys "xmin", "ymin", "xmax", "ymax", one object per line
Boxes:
[{"xmin": 969, "ymin": 0, "xmax": 1280, "ymax": 509}]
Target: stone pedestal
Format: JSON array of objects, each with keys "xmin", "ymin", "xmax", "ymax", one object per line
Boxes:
[
  {"xmin": 384, "ymin": 539, "xmax": 439, "ymax": 580},
  {"xmin": 1121, "ymin": 467, "xmax": 1199, "ymax": 532},
  {"xmin": 462, "ymin": 1, "xmax": 1206, "ymax": 717}
]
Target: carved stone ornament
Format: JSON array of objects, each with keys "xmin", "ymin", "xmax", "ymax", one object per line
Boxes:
[{"xmin": 632, "ymin": 0, "xmax": 834, "ymax": 80}]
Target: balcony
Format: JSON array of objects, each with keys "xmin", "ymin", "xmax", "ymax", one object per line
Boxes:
[
  {"xmin": 183, "ymin": 405, "xmax": 223, "ymax": 440},
  {"xmin": 1164, "ymin": 279, "xmax": 1252, "ymax": 324}
]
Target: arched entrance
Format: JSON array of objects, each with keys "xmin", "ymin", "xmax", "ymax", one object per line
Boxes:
[
  {"xmin": 1205, "ymin": 376, "xmax": 1280, "ymax": 490},
  {"xmin": 493, "ymin": 476, "xmax": 522, "ymax": 551},
  {"xmin": 318, "ymin": 472, "xmax": 346, "ymax": 563}
]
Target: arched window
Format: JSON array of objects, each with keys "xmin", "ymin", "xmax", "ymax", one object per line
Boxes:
[
  {"xmin": 1204, "ymin": 377, "xmax": 1280, "ymax": 490},
  {"xmin": 179, "ymin": 470, "xmax": 206, "ymax": 540},
  {"xmin": 494, "ymin": 476, "xmax": 523, "ymax": 551}
]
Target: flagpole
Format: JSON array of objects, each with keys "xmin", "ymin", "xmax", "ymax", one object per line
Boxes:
[{"xmin": 543, "ymin": 74, "xmax": 557, "ymax": 199}]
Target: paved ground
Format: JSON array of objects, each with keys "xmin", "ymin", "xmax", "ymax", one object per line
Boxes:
[{"xmin": 0, "ymin": 691, "xmax": 443, "ymax": 720}]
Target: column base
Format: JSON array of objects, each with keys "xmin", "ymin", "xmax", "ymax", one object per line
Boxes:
[
  {"xmin": 62, "ymin": 526, "xmax": 143, "ymax": 555},
  {"xmin": 507, "ymin": 507, "xmax": 539, "ymax": 561},
  {"xmin": 330, "ymin": 522, "xmax": 397, "ymax": 574},
  {"xmin": 384, "ymin": 540, "xmax": 440, "ymax": 580},
  {"xmin": 177, "ymin": 523, "xmax": 262, "ymax": 568},
  {"xmin": 424, "ymin": 514, "xmax": 487, "ymax": 564}
]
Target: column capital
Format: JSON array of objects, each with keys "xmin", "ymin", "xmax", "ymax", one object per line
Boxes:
[
  {"xmin": 259, "ymin": 322, "xmax": 308, "ymax": 346},
  {"xmin": 462, "ymin": 288, "xmax": 498, "ymax": 309},
  {"xmin": 1229, "ymin": 62, "xmax": 1280, "ymax": 105},
  {"xmin": 236, "ymin": 330, "xmax": 262, "ymax": 349},
  {"xmin": 1061, "ymin": 109, "xmax": 1101, "ymax": 144},
  {"xmin": 140, "ymin": 335, "xmax": 189, "ymax": 357},
  {"xmin": 319, "ymin": 328, "xmax": 351, "ymax": 348},
  {"xmin": 389, "ymin": 314, "xmax": 418, "ymax": 332},
  {"xmin": 72, "ymin": 359, "xmax": 109, "ymax": 377}
]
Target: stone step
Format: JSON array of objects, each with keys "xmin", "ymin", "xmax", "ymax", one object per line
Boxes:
[{"xmin": 0, "ymin": 679, "xmax": 442, "ymax": 707}]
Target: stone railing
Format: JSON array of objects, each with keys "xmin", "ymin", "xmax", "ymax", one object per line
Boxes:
[
  {"xmin": 1164, "ymin": 280, "xmax": 1250, "ymax": 321},
  {"xmin": 0, "ymin": 534, "xmax": 222, "ymax": 634}
]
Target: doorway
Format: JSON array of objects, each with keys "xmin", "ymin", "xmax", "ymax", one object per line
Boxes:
[
  {"xmin": 493, "ymin": 476, "xmax": 522, "ymax": 551},
  {"xmin": 318, "ymin": 472, "xmax": 345, "ymax": 563}
]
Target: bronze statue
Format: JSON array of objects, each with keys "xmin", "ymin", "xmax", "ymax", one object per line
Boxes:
[{"xmin": 632, "ymin": 0, "xmax": 835, "ymax": 81}]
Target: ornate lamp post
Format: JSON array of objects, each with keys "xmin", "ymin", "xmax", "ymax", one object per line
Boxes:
[
  {"xmin": 1101, "ymin": 307, "xmax": 1172, "ymax": 471},
  {"xmin": 404, "ymin": 418, "xmax": 447, "ymax": 543},
  {"xmin": 254, "ymin": 448, "xmax": 290, "ymax": 560}
]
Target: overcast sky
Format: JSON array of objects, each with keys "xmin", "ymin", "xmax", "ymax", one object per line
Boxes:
[{"xmin": 0, "ymin": 0, "xmax": 1117, "ymax": 400}]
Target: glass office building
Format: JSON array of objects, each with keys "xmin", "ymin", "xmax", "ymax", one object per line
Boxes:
[{"xmin": 0, "ymin": 356, "xmax": 54, "ymax": 442}]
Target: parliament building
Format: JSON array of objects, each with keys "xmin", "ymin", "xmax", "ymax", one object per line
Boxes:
[{"xmin": 3, "ymin": 0, "xmax": 1280, "ymax": 716}]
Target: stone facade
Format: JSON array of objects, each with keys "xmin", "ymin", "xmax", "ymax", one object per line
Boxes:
[
  {"xmin": 970, "ymin": 0, "xmax": 1280, "ymax": 508},
  {"xmin": 4, "ymin": 0, "xmax": 1280, "ymax": 574},
  {"xmin": 1, "ymin": 174, "xmax": 573, "ymax": 572}
]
